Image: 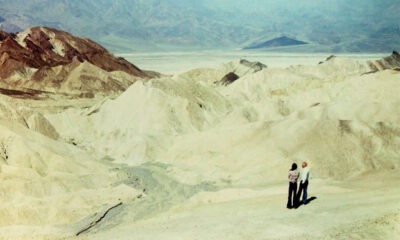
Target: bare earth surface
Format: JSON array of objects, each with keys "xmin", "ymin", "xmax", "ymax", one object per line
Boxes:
[{"xmin": 0, "ymin": 52, "xmax": 399, "ymax": 240}]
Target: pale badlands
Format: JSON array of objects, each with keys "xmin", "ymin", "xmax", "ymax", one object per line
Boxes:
[{"xmin": 0, "ymin": 55, "xmax": 399, "ymax": 240}]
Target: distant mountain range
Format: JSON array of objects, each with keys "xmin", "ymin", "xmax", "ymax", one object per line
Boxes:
[{"xmin": 0, "ymin": 0, "xmax": 399, "ymax": 52}]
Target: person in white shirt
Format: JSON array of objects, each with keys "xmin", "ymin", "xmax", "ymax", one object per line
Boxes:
[{"xmin": 298, "ymin": 161, "xmax": 310, "ymax": 204}]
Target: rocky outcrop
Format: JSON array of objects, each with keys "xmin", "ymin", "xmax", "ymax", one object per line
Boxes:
[
  {"xmin": 368, "ymin": 51, "xmax": 400, "ymax": 71},
  {"xmin": 318, "ymin": 52, "xmax": 400, "ymax": 75},
  {"xmin": 217, "ymin": 59, "xmax": 267, "ymax": 86},
  {"xmin": 0, "ymin": 27, "xmax": 151, "ymax": 97},
  {"xmin": 220, "ymin": 72, "xmax": 239, "ymax": 86},
  {"xmin": 239, "ymin": 59, "xmax": 267, "ymax": 72}
]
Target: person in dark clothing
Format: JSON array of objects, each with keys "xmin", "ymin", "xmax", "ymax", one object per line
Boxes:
[{"xmin": 287, "ymin": 163, "xmax": 299, "ymax": 209}]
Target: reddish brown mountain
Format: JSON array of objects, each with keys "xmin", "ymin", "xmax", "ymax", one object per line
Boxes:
[
  {"xmin": 0, "ymin": 27, "xmax": 152, "ymax": 98},
  {"xmin": 0, "ymin": 27, "xmax": 148, "ymax": 79}
]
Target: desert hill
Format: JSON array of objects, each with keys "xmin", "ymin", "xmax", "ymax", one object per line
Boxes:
[
  {"xmin": 46, "ymin": 52, "xmax": 400, "ymax": 185},
  {"xmin": 0, "ymin": 27, "xmax": 150, "ymax": 98},
  {"xmin": 0, "ymin": 51, "xmax": 399, "ymax": 239}
]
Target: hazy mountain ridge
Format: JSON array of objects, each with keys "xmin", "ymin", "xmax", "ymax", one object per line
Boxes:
[
  {"xmin": 0, "ymin": 1, "xmax": 398, "ymax": 51},
  {"xmin": 0, "ymin": 0, "xmax": 255, "ymax": 51}
]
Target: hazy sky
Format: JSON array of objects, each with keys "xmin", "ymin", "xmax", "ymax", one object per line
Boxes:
[{"xmin": 0, "ymin": 0, "xmax": 398, "ymax": 52}]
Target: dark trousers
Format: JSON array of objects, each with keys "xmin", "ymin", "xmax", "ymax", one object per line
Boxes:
[
  {"xmin": 297, "ymin": 180, "xmax": 309, "ymax": 204},
  {"xmin": 287, "ymin": 182, "xmax": 297, "ymax": 208}
]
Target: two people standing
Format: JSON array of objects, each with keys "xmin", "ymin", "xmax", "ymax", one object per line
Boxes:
[{"xmin": 287, "ymin": 161, "xmax": 310, "ymax": 209}]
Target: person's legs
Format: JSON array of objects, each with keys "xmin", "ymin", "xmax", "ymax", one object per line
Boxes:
[
  {"xmin": 287, "ymin": 182, "xmax": 297, "ymax": 208},
  {"xmin": 302, "ymin": 181, "xmax": 308, "ymax": 204},
  {"xmin": 292, "ymin": 183, "xmax": 298, "ymax": 207},
  {"xmin": 287, "ymin": 183, "xmax": 293, "ymax": 208},
  {"xmin": 297, "ymin": 183, "xmax": 303, "ymax": 206}
]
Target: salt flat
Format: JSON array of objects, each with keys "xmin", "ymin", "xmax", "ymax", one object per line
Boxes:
[{"xmin": 119, "ymin": 51, "xmax": 386, "ymax": 74}]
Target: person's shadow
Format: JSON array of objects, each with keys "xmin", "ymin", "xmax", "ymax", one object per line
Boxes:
[{"xmin": 295, "ymin": 196, "xmax": 317, "ymax": 208}]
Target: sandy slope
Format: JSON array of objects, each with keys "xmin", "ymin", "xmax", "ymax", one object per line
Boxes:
[
  {"xmin": 75, "ymin": 172, "xmax": 400, "ymax": 240},
  {"xmin": 46, "ymin": 57, "xmax": 400, "ymax": 184},
  {"xmin": 0, "ymin": 95, "xmax": 142, "ymax": 240},
  {"xmin": 0, "ymin": 55, "xmax": 399, "ymax": 239}
]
